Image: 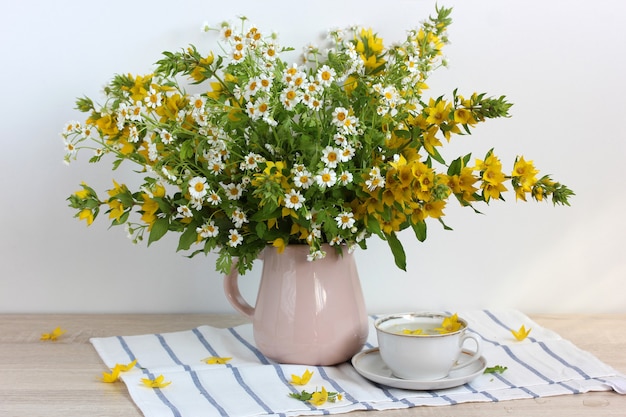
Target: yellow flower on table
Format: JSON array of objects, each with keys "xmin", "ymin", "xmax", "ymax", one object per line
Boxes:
[
  {"xmin": 290, "ymin": 369, "xmax": 313, "ymax": 386},
  {"xmin": 511, "ymin": 325, "xmax": 532, "ymax": 341},
  {"xmin": 40, "ymin": 326, "xmax": 66, "ymax": 341},
  {"xmin": 202, "ymin": 356, "xmax": 232, "ymax": 365},
  {"xmin": 141, "ymin": 374, "xmax": 171, "ymax": 388}
]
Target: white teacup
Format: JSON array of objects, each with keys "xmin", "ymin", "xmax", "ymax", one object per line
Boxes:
[{"xmin": 375, "ymin": 312, "xmax": 482, "ymax": 380}]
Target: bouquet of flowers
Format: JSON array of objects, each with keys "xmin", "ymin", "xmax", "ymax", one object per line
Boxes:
[{"xmin": 62, "ymin": 6, "xmax": 573, "ymax": 274}]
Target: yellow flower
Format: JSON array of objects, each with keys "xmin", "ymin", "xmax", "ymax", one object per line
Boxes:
[
  {"xmin": 272, "ymin": 237, "xmax": 286, "ymax": 254},
  {"xmin": 435, "ymin": 313, "xmax": 462, "ymax": 334},
  {"xmin": 74, "ymin": 183, "xmax": 91, "ymax": 199},
  {"xmin": 77, "ymin": 208, "xmax": 94, "ymax": 225},
  {"xmin": 114, "ymin": 359, "xmax": 138, "ymax": 372},
  {"xmin": 511, "ymin": 325, "xmax": 531, "ymax": 341},
  {"xmin": 141, "ymin": 374, "xmax": 171, "ymax": 388},
  {"xmin": 95, "ymin": 113, "xmax": 119, "ymax": 137},
  {"xmin": 425, "ymin": 98, "xmax": 451, "ymax": 125},
  {"xmin": 100, "ymin": 359, "xmax": 137, "ymax": 383},
  {"xmin": 190, "ymin": 52, "xmax": 215, "ymax": 82},
  {"xmin": 453, "ymin": 107, "xmax": 476, "ymax": 126},
  {"xmin": 402, "ymin": 329, "xmax": 423, "ymax": 335},
  {"xmin": 101, "ymin": 368, "xmax": 121, "ymax": 383},
  {"xmin": 127, "ymin": 73, "xmax": 151, "ymax": 102},
  {"xmin": 290, "ymin": 369, "xmax": 313, "ymax": 386},
  {"xmin": 310, "ymin": 386, "xmax": 328, "ymax": 406},
  {"xmin": 423, "ymin": 200, "xmax": 446, "ymax": 219},
  {"xmin": 40, "ymin": 326, "xmax": 66, "ymax": 341},
  {"xmin": 202, "ymin": 356, "xmax": 232, "ymax": 364}
]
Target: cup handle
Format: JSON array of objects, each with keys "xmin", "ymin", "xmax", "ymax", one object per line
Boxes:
[
  {"xmin": 451, "ymin": 333, "xmax": 482, "ymax": 370},
  {"xmin": 223, "ymin": 258, "xmax": 256, "ymax": 318}
]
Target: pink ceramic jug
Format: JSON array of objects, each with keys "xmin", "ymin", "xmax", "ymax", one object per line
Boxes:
[{"xmin": 224, "ymin": 244, "xmax": 369, "ymax": 365}]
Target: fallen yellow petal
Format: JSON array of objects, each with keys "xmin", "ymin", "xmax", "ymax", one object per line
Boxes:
[
  {"xmin": 310, "ymin": 386, "xmax": 328, "ymax": 406},
  {"xmin": 113, "ymin": 359, "xmax": 138, "ymax": 372},
  {"xmin": 202, "ymin": 356, "xmax": 232, "ymax": 365},
  {"xmin": 141, "ymin": 374, "xmax": 171, "ymax": 388},
  {"xmin": 511, "ymin": 325, "xmax": 531, "ymax": 341},
  {"xmin": 40, "ymin": 326, "xmax": 67, "ymax": 341},
  {"xmin": 290, "ymin": 369, "xmax": 314, "ymax": 385},
  {"xmin": 101, "ymin": 368, "xmax": 121, "ymax": 383}
]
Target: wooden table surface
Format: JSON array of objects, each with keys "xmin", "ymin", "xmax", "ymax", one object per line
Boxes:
[{"xmin": 1, "ymin": 314, "xmax": 625, "ymax": 417}]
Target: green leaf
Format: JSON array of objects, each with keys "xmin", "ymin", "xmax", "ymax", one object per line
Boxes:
[
  {"xmin": 148, "ymin": 217, "xmax": 169, "ymax": 246},
  {"xmin": 385, "ymin": 232, "xmax": 406, "ymax": 271},
  {"xmin": 412, "ymin": 220, "xmax": 427, "ymax": 242},
  {"xmin": 177, "ymin": 224, "xmax": 199, "ymax": 251},
  {"xmin": 255, "ymin": 221, "xmax": 267, "ymax": 239},
  {"xmin": 484, "ymin": 365, "xmax": 508, "ymax": 374}
]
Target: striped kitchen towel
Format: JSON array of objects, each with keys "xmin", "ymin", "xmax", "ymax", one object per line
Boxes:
[{"xmin": 90, "ymin": 310, "xmax": 626, "ymax": 417}]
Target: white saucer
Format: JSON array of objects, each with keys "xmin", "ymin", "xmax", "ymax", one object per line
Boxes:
[{"xmin": 351, "ymin": 348, "xmax": 487, "ymax": 390}]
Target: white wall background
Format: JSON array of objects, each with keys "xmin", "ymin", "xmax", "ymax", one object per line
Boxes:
[{"xmin": 1, "ymin": 0, "xmax": 625, "ymax": 314}]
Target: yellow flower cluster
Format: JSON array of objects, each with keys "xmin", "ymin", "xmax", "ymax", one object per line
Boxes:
[{"xmin": 62, "ymin": 6, "xmax": 572, "ymax": 274}]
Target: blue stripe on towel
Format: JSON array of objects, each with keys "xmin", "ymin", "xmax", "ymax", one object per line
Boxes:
[
  {"xmin": 156, "ymin": 333, "xmax": 230, "ymax": 416},
  {"xmin": 116, "ymin": 336, "xmax": 183, "ymax": 417},
  {"xmin": 188, "ymin": 329, "xmax": 275, "ymax": 414}
]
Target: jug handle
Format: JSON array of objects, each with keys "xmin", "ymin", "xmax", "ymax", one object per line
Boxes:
[{"xmin": 223, "ymin": 258, "xmax": 255, "ymax": 318}]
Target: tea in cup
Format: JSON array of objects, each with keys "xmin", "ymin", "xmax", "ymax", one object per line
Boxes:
[{"xmin": 374, "ymin": 312, "xmax": 482, "ymax": 380}]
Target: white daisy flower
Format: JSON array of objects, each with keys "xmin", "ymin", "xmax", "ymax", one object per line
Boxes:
[
  {"xmin": 128, "ymin": 125, "xmax": 140, "ymax": 143},
  {"xmin": 188, "ymin": 176, "xmax": 208, "ymax": 199},
  {"xmin": 321, "ymin": 146, "xmax": 341, "ymax": 168},
  {"xmin": 316, "ymin": 168, "xmax": 337, "ymax": 188},
  {"xmin": 316, "ymin": 64, "xmax": 336, "ymax": 87},
  {"xmin": 129, "ymin": 102, "xmax": 143, "ymax": 122},
  {"xmin": 207, "ymin": 191, "xmax": 222, "ymax": 206},
  {"xmin": 231, "ymin": 208, "xmax": 248, "ymax": 228},
  {"xmin": 338, "ymin": 170, "xmax": 353, "ymax": 185},
  {"xmin": 177, "ymin": 205, "xmax": 193, "ymax": 218},
  {"xmin": 335, "ymin": 211, "xmax": 355, "ymax": 229},
  {"xmin": 332, "ymin": 107, "xmax": 349, "ymax": 127},
  {"xmin": 190, "ymin": 95, "xmax": 206, "ymax": 113},
  {"xmin": 294, "ymin": 170, "xmax": 314, "ymax": 189},
  {"xmin": 144, "ymin": 87, "xmax": 162, "ymax": 109},
  {"xmin": 365, "ymin": 173, "xmax": 385, "ymax": 191},
  {"xmin": 190, "ymin": 197, "xmax": 203, "ymax": 211},
  {"xmin": 196, "ymin": 221, "xmax": 219, "ymax": 238},
  {"xmin": 284, "ymin": 189, "xmax": 306, "ymax": 210},
  {"xmin": 258, "ymin": 74, "xmax": 273, "ymax": 92},
  {"xmin": 222, "ymin": 182, "xmax": 243, "ymax": 200},
  {"xmin": 159, "ymin": 129, "xmax": 174, "ymax": 144},
  {"xmin": 306, "ymin": 249, "xmax": 326, "ymax": 261},
  {"xmin": 339, "ymin": 145, "xmax": 355, "ymax": 162},
  {"xmin": 227, "ymin": 229, "xmax": 243, "ymax": 247}
]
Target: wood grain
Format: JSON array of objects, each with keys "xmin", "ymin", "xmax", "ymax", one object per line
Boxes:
[{"xmin": 1, "ymin": 314, "xmax": 624, "ymax": 417}]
